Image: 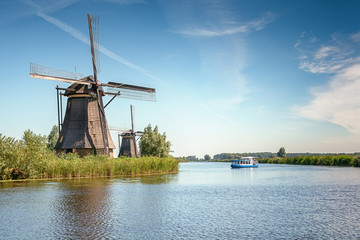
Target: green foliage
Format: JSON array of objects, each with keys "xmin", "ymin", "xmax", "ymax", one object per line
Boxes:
[
  {"xmin": 0, "ymin": 130, "xmax": 178, "ymax": 181},
  {"xmin": 0, "ymin": 134, "xmax": 23, "ymax": 174},
  {"xmin": 204, "ymin": 154, "xmax": 211, "ymax": 161},
  {"xmin": 47, "ymin": 125, "xmax": 59, "ymax": 150},
  {"xmin": 0, "ymin": 130, "xmax": 49, "ymax": 180},
  {"xmin": 40, "ymin": 155, "xmax": 178, "ymax": 178},
  {"xmin": 139, "ymin": 124, "xmax": 171, "ymax": 158},
  {"xmin": 258, "ymin": 155, "xmax": 360, "ymax": 167},
  {"xmin": 277, "ymin": 147, "xmax": 286, "ymax": 157},
  {"xmin": 185, "ymin": 155, "xmax": 198, "ymax": 161},
  {"xmin": 351, "ymin": 156, "xmax": 360, "ymax": 167}
]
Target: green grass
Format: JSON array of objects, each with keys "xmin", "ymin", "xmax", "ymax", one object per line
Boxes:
[
  {"xmin": 0, "ymin": 131, "xmax": 178, "ymax": 180},
  {"xmin": 1, "ymin": 151, "xmax": 178, "ymax": 180},
  {"xmin": 258, "ymin": 155, "xmax": 360, "ymax": 167}
]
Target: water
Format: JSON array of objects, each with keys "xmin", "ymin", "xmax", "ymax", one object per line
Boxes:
[{"xmin": 1, "ymin": 162, "xmax": 360, "ymax": 239}]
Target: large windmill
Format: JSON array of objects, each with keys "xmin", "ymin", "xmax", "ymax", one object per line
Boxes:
[{"xmin": 30, "ymin": 14, "xmax": 156, "ymax": 157}]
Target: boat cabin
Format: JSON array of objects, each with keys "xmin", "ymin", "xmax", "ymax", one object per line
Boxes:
[{"xmin": 231, "ymin": 157, "xmax": 258, "ymax": 168}]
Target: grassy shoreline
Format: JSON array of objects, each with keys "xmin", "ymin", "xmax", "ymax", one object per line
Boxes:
[
  {"xmin": 0, "ymin": 131, "xmax": 178, "ymax": 181},
  {"xmin": 258, "ymin": 155, "xmax": 360, "ymax": 167},
  {"xmin": 207, "ymin": 155, "xmax": 360, "ymax": 167},
  {"xmin": 1, "ymin": 153, "xmax": 179, "ymax": 181}
]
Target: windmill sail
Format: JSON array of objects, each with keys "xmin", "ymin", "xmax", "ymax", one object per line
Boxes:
[
  {"xmin": 88, "ymin": 14, "xmax": 101, "ymax": 74},
  {"xmin": 130, "ymin": 105, "xmax": 138, "ymax": 157},
  {"xmin": 87, "ymin": 13, "xmax": 109, "ymax": 156},
  {"xmin": 106, "ymin": 82, "xmax": 156, "ymax": 101},
  {"xmin": 30, "ymin": 62, "xmax": 87, "ymax": 84}
]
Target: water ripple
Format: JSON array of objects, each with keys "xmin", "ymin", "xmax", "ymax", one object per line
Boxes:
[{"xmin": 1, "ymin": 163, "xmax": 360, "ymax": 239}]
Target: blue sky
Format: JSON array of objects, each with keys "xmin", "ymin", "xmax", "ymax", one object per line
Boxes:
[{"xmin": 1, "ymin": 0, "xmax": 360, "ymax": 157}]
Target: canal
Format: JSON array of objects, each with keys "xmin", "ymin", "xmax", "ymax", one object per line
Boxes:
[{"xmin": 1, "ymin": 162, "xmax": 360, "ymax": 239}]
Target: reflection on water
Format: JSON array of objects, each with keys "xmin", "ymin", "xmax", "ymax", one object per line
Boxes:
[
  {"xmin": 1, "ymin": 163, "xmax": 360, "ymax": 239},
  {"xmin": 113, "ymin": 173, "xmax": 177, "ymax": 185},
  {"xmin": 50, "ymin": 178, "xmax": 113, "ymax": 239}
]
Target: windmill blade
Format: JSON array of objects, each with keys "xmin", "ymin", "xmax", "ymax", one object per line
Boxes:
[
  {"xmin": 88, "ymin": 14, "xmax": 101, "ymax": 82},
  {"xmin": 30, "ymin": 62, "xmax": 89, "ymax": 85},
  {"xmin": 106, "ymin": 82, "xmax": 156, "ymax": 93},
  {"xmin": 88, "ymin": 14, "xmax": 109, "ymax": 155},
  {"xmin": 133, "ymin": 134, "xmax": 138, "ymax": 157},
  {"xmin": 110, "ymin": 127, "xmax": 129, "ymax": 132},
  {"xmin": 95, "ymin": 91, "xmax": 110, "ymax": 155},
  {"xmin": 130, "ymin": 105, "xmax": 135, "ymax": 132},
  {"xmin": 130, "ymin": 105, "xmax": 139, "ymax": 157},
  {"xmin": 105, "ymin": 88, "xmax": 156, "ymax": 102},
  {"xmin": 105, "ymin": 82, "xmax": 156, "ymax": 102}
]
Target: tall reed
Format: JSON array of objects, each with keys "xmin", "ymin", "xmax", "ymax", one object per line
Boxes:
[
  {"xmin": 258, "ymin": 155, "xmax": 360, "ymax": 167},
  {"xmin": 0, "ymin": 131, "xmax": 178, "ymax": 180}
]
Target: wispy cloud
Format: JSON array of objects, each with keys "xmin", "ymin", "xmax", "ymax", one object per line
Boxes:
[
  {"xmin": 351, "ymin": 32, "xmax": 360, "ymax": 43},
  {"xmin": 18, "ymin": 0, "xmax": 78, "ymax": 14},
  {"xmin": 28, "ymin": 3, "xmax": 165, "ymax": 84},
  {"xmin": 296, "ymin": 32, "xmax": 357, "ymax": 74},
  {"xmin": 208, "ymin": 95, "xmax": 247, "ymax": 111},
  {"xmin": 295, "ymin": 31, "xmax": 360, "ymax": 134},
  {"xmin": 37, "ymin": 12, "xmax": 89, "ymax": 43},
  {"xmin": 176, "ymin": 12, "xmax": 275, "ymax": 37}
]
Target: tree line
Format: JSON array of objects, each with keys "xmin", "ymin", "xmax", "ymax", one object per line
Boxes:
[
  {"xmin": 258, "ymin": 155, "xmax": 360, "ymax": 167},
  {"xmin": 181, "ymin": 147, "xmax": 360, "ymax": 162}
]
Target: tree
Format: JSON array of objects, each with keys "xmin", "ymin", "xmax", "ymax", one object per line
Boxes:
[
  {"xmin": 139, "ymin": 124, "xmax": 171, "ymax": 158},
  {"xmin": 23, "ymin": 129, "xmax": 47, "ymax": 151},
  {"xmin": 204, "ymin": 154, "xmax": 211, "ymax": 161},
  {"xmin": 277, "ymin": 147, "xmax": 286, "ymax": 157},
  {"xmin": 185, "ymin": 156, "xmax": 198, "ymax": 161},
  {"xmin": 47, "ymin": 125, "xmax": 59, "ymax": 150}
]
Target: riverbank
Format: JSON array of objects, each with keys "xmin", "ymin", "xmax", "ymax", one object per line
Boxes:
[
  {"xmin": 1, "ymin": 131, "xmax": 178, "ymax": 181},
  {"xmin": 1, "ymin": 153, "xmax": 179, "ymax": 180},
  {"xmin": 258, "ymin": 155, "xmax": 360, "ymax": 167}
]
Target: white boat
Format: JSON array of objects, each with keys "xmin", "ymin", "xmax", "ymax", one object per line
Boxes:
[{"xmin": 231, "ymin": 157, "xmax": 258, "ymax": 168}]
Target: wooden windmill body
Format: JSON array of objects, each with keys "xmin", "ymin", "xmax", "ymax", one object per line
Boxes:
[
  {"xmin": 119, "ymin": 131, "xmax": 138, "ymax": 157},
  {"xmin": 30, "ymin": 14, "xmax": 155, "ymax": 157},
  {"xmin": 55, "ymin": 82, "xmax": 116, "ymax": 156},
  {"xmin": 118, "ymin": 105, "xmax": 142, "ymax": 158}
]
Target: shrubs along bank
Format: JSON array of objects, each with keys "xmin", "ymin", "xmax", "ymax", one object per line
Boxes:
[
  {"xmin": 0, "ymin": 130, "xmax": 178, "ymax": 180},
  {"xmin": 258, "ymin": 155, "xmax": 360, "ymax": 167}
]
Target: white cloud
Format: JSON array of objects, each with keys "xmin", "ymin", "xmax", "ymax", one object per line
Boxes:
[
  {"xmin": 296, "ymin": 32, "xmax": 360, "ymax": 135},
  {"xmin": 298, "ymin": 39, "xmax": 356, "ymax": 74},
  {"xmin": 298, "ymin": 63, "xmax": 360, "ymax": 134},
  {"xmin": 314, "ymin": 46, "xmax": 338, "ymax": 60},
  {"xmin": 176, "ymin": 12, "xmax": 275, "ymax": 37},
  {"xmin": 37, "ymin": 12, "xmax": 89, "ymax": 44},
  {"xmin": 351, "ymin": 32, "xmax": 360, "ymax": 43},
  {"xmin": 19, "ymin": 0, "xmax": 78, "ymax": 14},
  {"xmin": 35, "ymin": 10, "xmax": 167, "ymax": 85}
]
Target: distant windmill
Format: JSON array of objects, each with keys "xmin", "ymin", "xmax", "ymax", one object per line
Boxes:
[
  {"xmin": 118, "ymin": 105, "xmax": 143, "ymax": 158},
  {"xmin": 30, "ymin": 14, "xmax": 156, "ymax": 157}
]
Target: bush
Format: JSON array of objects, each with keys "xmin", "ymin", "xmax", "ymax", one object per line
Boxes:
[
  {"xmin": 140, "ymin": 125, "xmax": 171, "ymax": 158},
  {"xmin": 258, "ymin": 155, "xmax": 359, "ymax": 167},
  {"xmin": 351, "ymin": 156, "xmax": 360, "ymax": 167}
]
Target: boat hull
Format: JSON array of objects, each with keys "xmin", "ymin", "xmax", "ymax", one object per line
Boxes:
[{"xmin": 231, "ymin": 164, "xmax": 258, "ymax": 168}]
